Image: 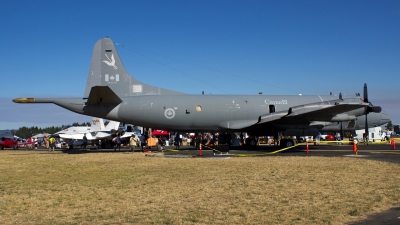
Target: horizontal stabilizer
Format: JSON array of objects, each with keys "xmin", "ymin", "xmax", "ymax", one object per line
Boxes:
[{"xmin": 86, "ymin": 86, "xmax": 122, "ymax": 105}]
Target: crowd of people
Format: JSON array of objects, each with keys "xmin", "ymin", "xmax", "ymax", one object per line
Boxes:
[{"xmin": 14, "ymin": 128, "xmax": 399, "ymax": 152}]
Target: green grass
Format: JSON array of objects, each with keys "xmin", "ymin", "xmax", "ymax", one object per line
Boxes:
[{"xmin": 0, "ymin": 151, "xmax": 399, "ymax": 224}]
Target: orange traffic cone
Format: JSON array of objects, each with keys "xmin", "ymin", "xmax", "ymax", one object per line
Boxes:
[
  {"xmin": 199, "ymin": 144, "xmax": 203, "ymax": 156},
  {"xmin": 353, "ymin": 140, "xmax": 357, "ymax": 153},
  {"xmin": 392, "ymin": 138, "xmax": 396, "ymax": 150}
]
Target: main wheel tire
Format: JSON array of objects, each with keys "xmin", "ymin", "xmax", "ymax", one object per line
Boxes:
[
  {"xmin": 280, "ymin": 139, "xmax": 294, "ymax": 148},
  {"xmin": 285, "ymin": 139, "xmax": 294, "ymax": 147},
  {"xmin": 246, "ymin": 138, "xmax": 257, "ymax": 147}
]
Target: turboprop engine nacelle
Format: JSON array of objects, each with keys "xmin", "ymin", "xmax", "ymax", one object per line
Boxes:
[{"xmin": 330, "ymin": 114, "xmax": 356, "ymax": 122}]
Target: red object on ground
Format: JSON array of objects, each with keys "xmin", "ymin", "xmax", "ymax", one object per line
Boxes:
[
  {"xmin": 353, "ymin": 141, "xmax": 357, "ymax": 152},
  {"xmin": 151, "ymin": 130, "xmax": 170, "ymax": 136},
  {"xmin": 0, "ymin": 137, "xmax": 18, "ymax": 150},
  {"xmin": 199, "ymin": 144, "xmax": 203, "ymax": 156}
]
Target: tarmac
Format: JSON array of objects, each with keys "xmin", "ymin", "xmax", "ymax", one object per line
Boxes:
[{"xmin": 5, "ymin": 141, "xmax": 400, "ymax": 224}]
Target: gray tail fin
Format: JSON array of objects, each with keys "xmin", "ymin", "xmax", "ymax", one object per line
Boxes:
[{"xmin": 84, "ymin": 37, "xmax": 183, "ymax": 98}]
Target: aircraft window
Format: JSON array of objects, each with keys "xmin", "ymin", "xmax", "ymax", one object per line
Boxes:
[
  {"xmin": 269, "ymin": 105, "xmax": 275, "ymax": 113},
  {"xmin": 196, "ymin": 105, "xmax": 202, "ymax": 112}
]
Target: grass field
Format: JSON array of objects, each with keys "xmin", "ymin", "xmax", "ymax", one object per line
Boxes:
[{"xmin": 0, "ymin": 150, "xmax": 399, "ymax": 224}]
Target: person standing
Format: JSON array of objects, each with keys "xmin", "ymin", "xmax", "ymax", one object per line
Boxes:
[
  {"xmin": 174, "ymin": 134, "xmax": 181, "ymax": 149},
  {"xmin": 316, "ymin": 133, "xmax": 321, "ymax": 145},
  {"xmin": 34, "ymin": 137, "xmax": 38, "ymax": 149},
  {"xmin": 27, "ymin": 137, "xmax": 33, "ymax": 150},
  {"xmin": 49, "ymin": 136, "xmax": 56, "ymax": 152},
  {"xmin": 114, "ymin": 135, "xmax": 121, "ymax": 151},
  {"xmin": 386, "ymin": 129, "xmax": 391, "ymax": 144},
  {"xmin": 44, "ymin": 135, "xmax": 49, "ymax": 149},
  {"xmin": 129, "ymin": 134, "xmax": 137, "ymax": 153},
  {"xmin": 336, "ymin": 132, "xmax": 341, "ymax": 145},
  {"xmin": 139, "ymin": 134, "xmax": 145, "ymax": 152},
  {"xmin": 82, "ymin": 133, "xmax": 88, "ymax": 151},
  {"xmin": 157, "ymin": 137, "xmax": 164, "ymax": 151}
]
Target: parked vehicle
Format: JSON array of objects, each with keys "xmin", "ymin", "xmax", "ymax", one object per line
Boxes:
[
  {"xmin": 354, "ymin": 127, "xmax": 386, "ymax": 143},
  {"xmin": 324, "ymin": 134, "xmax": 335, "ymax": 141}
]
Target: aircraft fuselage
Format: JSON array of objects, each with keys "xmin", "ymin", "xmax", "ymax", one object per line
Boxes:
[{"xmin": 83, "ymin": 94, "xmax": 364, "ymax": 132}]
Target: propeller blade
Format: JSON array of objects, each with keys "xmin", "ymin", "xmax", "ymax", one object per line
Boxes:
[
  {"xmin": 364, "ymin": 83, "xmax": 369, "ymax": 143},
  {"xmin": 363, "ymin": 83, "xmax": 369, "ymax": 103},
  {"xmin": 365, "ymin": 113, "xmax": 368, "ymax": 143}
]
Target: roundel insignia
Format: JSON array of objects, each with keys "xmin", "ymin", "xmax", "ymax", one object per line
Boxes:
[{"xmin": 164, "ymin": 108, "xmax": 175, "ymax": 119}]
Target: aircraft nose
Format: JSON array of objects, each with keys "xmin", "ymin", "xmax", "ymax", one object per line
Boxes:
[{"xmin": 379, "ymin": 111, "xmax": 391, "ymax": 125}]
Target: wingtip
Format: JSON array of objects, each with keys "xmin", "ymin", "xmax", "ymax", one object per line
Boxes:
[{"xmin": 13, "ymin": 98, "xmax": 35, "ymax": 103}]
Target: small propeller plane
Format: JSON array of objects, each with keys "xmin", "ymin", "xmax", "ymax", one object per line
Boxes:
[
  {"xmin": 0, "ymin": 136, "xmax": 18, "ymax": 150},
  {"xmin": 13, "ymin": 37, "xmax": 389, "ymax": 147}
]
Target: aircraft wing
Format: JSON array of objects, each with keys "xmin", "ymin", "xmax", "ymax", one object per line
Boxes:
[
  {"xmin": 93, "ymin": 131, "xmax": 112, "ymax": 139},
  {"xmin": 120, "ymin": 131, "xmax": 141, "ymax": 139},
  {"xmin": 258, "ymin": 101, "xmax": 369, "ymax": 125}
]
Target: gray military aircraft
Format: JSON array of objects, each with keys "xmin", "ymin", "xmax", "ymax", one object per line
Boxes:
[{"xmin": 13, "ymin": 37, "xmax": 389, "ymax": 146}]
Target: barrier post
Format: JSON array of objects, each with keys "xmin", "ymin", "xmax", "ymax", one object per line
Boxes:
[
  {"xmin": 306, "ymin": 140, "xmax": 309, "ymax": 154},
  {"xmin": 353, "ymin": 140, "xmax": 357, "ymax": 155},
  {"xmin": 199, "ymin": 144, "xmax": 203, "ymax": 156},
  {"xmin": 393, "ymin": 138, "xmax": 396, "ymax": 150}
]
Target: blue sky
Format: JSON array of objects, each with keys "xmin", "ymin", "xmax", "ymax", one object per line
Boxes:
[{"xmin": 1, "ymin": 0, "xmax": 399, "ymax": 130}]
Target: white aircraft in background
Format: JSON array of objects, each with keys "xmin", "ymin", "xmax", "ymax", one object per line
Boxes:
[
  {"xmin": 92, "ymin": 120, "xmax": 120, "ymax": 139},
  {"xmin": 55, "ymin": 118, "xmax": 120, "ymax": 140},
  {"xmin": 54, "ymin": 125, "xmax": 91, "ymax": 139}
]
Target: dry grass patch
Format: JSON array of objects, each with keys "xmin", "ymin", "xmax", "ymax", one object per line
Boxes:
[{"xmin": 0, "ymin": 151, "xmax": 399, "ymax": 224}]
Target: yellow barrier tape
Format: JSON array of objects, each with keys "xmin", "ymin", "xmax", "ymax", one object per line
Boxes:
[
  {"xmin": 160, "ymin": 138, "xmax": 400, "ymax": 158},
  {"xmin": 200, "ymin": 144, "xmax": 226, "ymax": 153},
  {"xmin": 316, "ymin": 140, "xmax": 392, "ymax": 145},
  {"xmin": 192, "ymin": 144, "xmax": 300, "ymax": 157},
  {"xmin": 233, "ymin": 144, "xmax": 299, "ymax": 157}
]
